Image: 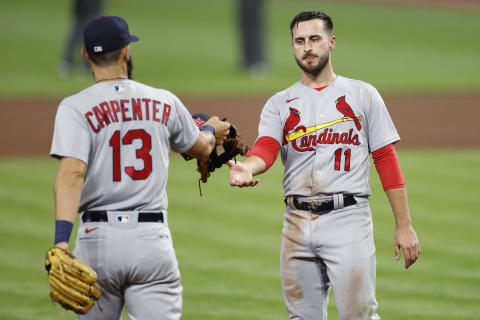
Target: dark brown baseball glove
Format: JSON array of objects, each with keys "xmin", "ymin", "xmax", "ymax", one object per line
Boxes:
[{"xmin": 198, "ymin": 124, "xmax": 249, "ymax": 184}]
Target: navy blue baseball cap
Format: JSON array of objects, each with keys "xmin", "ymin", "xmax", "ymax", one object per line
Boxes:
[{"xmin": 84, "ymin": 16, "xmax": 139, "ymax": 55}]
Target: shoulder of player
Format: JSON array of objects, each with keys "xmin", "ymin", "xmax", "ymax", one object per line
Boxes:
[
  {"xmin": 266, "ymin": 81, "xmax": 304, "ymax": 106},
  {"xmin": 57, "ymin": 85, "xmax": 96, "ymax": 112},
  {"xmin": 132, "ymin": 81, "xmax": 181, "ymax": 104},
  {"xmin": 335, "ymin": 75, "xmax": 378, "ymax": 93}
]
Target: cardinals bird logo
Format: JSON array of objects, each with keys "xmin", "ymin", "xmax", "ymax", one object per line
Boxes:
[
  {"xmin": 283, "ymin": 107, "xmax": 306, "ymax": 145},
  {"xmin": 335, "ymin": 96, "xmax": 362, "ymax": 131}
]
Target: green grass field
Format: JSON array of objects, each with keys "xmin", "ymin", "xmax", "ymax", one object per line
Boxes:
[
  {"xmin": 0, "ymin": 150, "xmax": 479, "ymax": 319},
  {"xmin": 0, "ymin": 0, "xmax": 479, "ymax": 97}
]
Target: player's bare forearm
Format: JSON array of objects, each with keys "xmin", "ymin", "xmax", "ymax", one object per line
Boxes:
[
  {"xmin": 54, "ymin": 157, "xmax": 87, "ymax": 223},
  {"xmin": 243, "ymin": 155, "xmax": 267, "ymax": 176},
  {"xmin": 386, "ymin": 187, "xmax": 421, "ymax": 269},
  {"xmin": 185, "ymin": 131, "xmax": 216, "ymax": 161},
  {"xmin": 386, "ymin": 187, "xmax": 411, "ymax": 227},
  {"xmin": 54, "ymin": 157, "xmax": 86, "ymax": 250}
]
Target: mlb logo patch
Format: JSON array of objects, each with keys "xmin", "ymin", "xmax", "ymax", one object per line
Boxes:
[
  {"xmin": 94, "ymin": 46, "xmax": 103, "ymax": 53},
  {"xmin": 114, "ymin": 83, "xmax": 127, "ymax": 93},
  {"xmin": 116, "ymin": 215, "xmax": 130, "ymax": 223}
]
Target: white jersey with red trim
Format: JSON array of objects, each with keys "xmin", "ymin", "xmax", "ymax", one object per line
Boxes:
[
  {"xmin": 50, "ymin": 79, "xmax": 199, "ymax": 212},
  {"xmin": 257, "ymin": 75, "xmax": 399, "ymax": 197}
]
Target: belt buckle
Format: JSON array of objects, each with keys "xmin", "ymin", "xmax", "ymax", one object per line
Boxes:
[
  {"xmin": 307, "ymin": 201, "xmax": 326, "ymax": 214},
  {"xmin": 307, "ymin": 201, "xmax": 318, "ymax": 212},
  {"xmin": 306, "ymin": 201, "xmax": 324, "ymax": 220}
]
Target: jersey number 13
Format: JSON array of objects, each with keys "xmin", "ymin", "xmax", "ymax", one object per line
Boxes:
[{"xmin": 109, "ymin": 129, "xmax": 152, "ymax": 181}]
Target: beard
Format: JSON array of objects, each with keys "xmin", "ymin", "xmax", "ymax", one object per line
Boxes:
[
  {"xmin": 127, "ymin": 55, "xmax": 134, "ymax": 79},
  {"xmin": 295, "ymin": 51, "xmax": 329, "ymax": 76}
]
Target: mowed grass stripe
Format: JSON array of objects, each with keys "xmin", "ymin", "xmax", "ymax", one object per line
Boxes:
[{"xmin": 0, "ymin": 149, "xmax": 479, "ymax": 319}]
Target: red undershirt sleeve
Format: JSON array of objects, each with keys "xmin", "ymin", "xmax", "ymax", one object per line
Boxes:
[
  {"xmin": 372, "ymin": 144, "xmax": 406, "ymax": 191},
  {"xmin": 247, "ymin": 136, "xmax": 280, "ymax": 171}
]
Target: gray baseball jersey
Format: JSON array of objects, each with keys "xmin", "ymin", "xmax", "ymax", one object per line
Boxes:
[
  {"xmin": 257, "ymin": 75, "xmax": 399, "ymax": 197},
  {"xmin": 50, "ymin": 79, "xmax": 199, "ymax": 320},
  {"xmin": 257, "ymin": 75, "xmax": 398, "ymax": 319},
  {"xmin": 51, "ymin": 79, "xmax": 199, "ymax": 212}
]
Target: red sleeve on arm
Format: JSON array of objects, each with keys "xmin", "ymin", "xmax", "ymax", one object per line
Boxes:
[
  {"xmin": 372, "ymin": 144, "xmax": 406, "ymax": 191},
  {"xmin": 247, "ymin": 136, "xmax": 280, "ymax": 171}
]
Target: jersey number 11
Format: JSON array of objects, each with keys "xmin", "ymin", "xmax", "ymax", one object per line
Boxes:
[{"xmin": 334, "ymin": 148, "xmax": 351, "ymax": 171}]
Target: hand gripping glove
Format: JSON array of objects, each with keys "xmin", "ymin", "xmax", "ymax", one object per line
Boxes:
[
  {"xmin": 45, "ymin": 247, "xmax": 101, "ymax": 315},
  {"xmin": 197, "ymin": 123, "xmax": 249, "ymax": 183}
]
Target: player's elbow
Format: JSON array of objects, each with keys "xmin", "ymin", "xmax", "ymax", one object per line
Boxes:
[
  {"xmin": 54, "ymin": 158, "xmax": 87, "ymax": 192},
  {"xmin": 55, "ymin": 170, "xmax": 85, "ymax": 192}
]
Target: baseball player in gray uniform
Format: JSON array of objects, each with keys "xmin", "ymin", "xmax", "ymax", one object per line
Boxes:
[
  {"xmin": 228, "ymin": 11, "xmax": 420, "ymax": 319},
  {"xmin": 50, "ymin": 16, "xmax": 230, "ymax": 319}
]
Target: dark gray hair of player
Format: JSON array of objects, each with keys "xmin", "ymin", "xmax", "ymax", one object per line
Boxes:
[
  {"xmin": 88, "ymin": 49, "xmax": 123, "ymax": 66},
  {"xmin": 289, "ymin": 11, "xmax": 333, "ymax": 36},
  {"xmin": 88, "ymin": 48, "xmax": 134, "ymax": 79}
]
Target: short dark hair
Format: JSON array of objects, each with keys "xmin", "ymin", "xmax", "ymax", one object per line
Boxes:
[
  {"xmin": 88, "ymin": 48, "xmax": 123, "ymax": 66},
  {"xmin": 290, "ymin": 11, "xmax": 333, "ymax": 36}
]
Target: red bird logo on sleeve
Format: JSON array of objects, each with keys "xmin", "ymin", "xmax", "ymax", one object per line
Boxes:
[
  {"xmin": 335, "ymin": 96, "xmax": 362, "ymax": 131},
  {"xmin": 283, "ymin": 107, "xmax": 302, "ymax": 145}
]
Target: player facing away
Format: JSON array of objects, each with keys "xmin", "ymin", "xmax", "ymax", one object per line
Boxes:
[
  {"xmin": 228, "ymin": 11, "xmax": 420, "ymax": 320},
  {"xmin": 50, "ymin": 16, "xmax": 230, "ymax": 319}
]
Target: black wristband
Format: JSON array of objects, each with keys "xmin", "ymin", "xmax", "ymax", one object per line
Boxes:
[{"xmin": 54, "ymin": 220, "xmax": 73, "ymax": 245}]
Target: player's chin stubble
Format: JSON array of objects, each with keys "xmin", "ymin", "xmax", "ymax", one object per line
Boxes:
[{"xmin": 295, "ymin": 52, "xmax": 329, "ymax": 76}]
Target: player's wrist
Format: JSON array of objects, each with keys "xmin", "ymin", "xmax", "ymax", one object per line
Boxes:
[
  {"xmin": 55, "ymin": 220, "xmax": 74, "ymax": 245},
  {"xmin": 395, "ymin": 221, "xmax": 412, "ymax": 230},
  {"xmin": 55, "ymin": 242, "xmax": 69, "ymax": 250},
  {"xmin": 201, "ymin": 124, "xmax": 215, "ymax": 136}
]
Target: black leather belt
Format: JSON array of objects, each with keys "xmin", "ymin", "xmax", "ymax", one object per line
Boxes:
[
  {"xmin": 82, "ymin": 211, "xmax": 164, "ymax": 223},
  {"xmin": 285, "ymin": 195, "xmax": 357, "ymax": 214}
]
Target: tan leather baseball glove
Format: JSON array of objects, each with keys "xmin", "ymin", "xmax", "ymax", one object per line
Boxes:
[{"xmin": 45, "ymin": 247, "xmax": 101, "ymax": 315}]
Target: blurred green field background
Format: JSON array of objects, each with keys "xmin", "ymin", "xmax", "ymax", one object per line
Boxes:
[
  {"xmin": 0, "ymin": 151, "xmax": 479, "ymax": 320},
  {"xmin": 0, "ymin": 0, "xmax": 479, "ymax": 98}
]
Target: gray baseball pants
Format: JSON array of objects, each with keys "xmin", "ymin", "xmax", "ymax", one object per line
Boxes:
[
  {"xmin": 281, "ymin": 197, "xmax": 381, "ymax": 320},
  {"xmin": 73, "ymin": 211, "xmax": 182, "ymax": 320}
]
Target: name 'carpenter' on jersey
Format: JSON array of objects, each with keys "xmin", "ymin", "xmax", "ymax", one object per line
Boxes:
[{"xmin": 85, "ymin": 98, "xmax": 171, "ymax": 134}]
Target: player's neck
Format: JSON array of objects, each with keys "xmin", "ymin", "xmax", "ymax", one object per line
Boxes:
[
  {"xmin": 301, "ymin": 64, "xmax": 336, "ymax": 89},
  {"xmin": 93, "ymin": 65, "xmax": 128, "ymax": 83}
]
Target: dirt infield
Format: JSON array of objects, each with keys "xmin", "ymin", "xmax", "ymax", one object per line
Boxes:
[{"xmin": 0, "ymin": 94, "xmax": 478, "ymax": 157}]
